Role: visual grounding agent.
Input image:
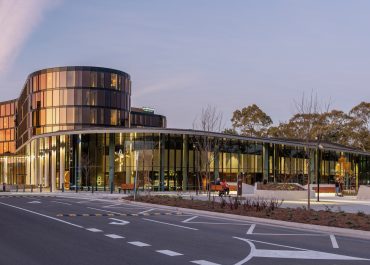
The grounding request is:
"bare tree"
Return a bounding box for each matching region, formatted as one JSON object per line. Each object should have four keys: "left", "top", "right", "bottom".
{"left": 193, "top": 105, "right": 224, "bottom": 201}
{"left": 294, "top": 91, "right": 330, "bottom": 209}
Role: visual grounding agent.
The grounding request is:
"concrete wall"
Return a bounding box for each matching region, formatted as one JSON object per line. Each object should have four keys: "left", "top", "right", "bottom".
{"left": 357, "top": 185, "right": 370, "bottom": 200}
{"left": 254, "top": 188, "right": 315, "bottom": 200}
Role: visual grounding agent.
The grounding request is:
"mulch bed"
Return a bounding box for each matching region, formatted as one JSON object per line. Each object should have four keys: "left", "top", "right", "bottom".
{"left": 257, "top": 183, "right": 305, "bottom": 191}
{"left": 127, "top": 195, "right": 370, "bottom": 231}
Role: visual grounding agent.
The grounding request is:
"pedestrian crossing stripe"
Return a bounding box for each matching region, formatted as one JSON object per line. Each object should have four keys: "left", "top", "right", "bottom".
{"left": 56, "top": 212, "right": 184, "bottom": 217}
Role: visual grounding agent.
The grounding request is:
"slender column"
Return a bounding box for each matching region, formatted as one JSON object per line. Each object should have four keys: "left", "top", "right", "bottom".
{"left": 44, "top": 138, "right": 49, "bottom": 188}
{"left": 263, "top": 143, "right": 269, "bottom": 182}
{"left": 109, "top": 133, "right": 115, "bottom": 193}
{"left": 51, "top": 137, "right": 56, "bottom": 192}
{"left": 182, "top": 135, "right": 188, "bottom": 191}
{"left": 159, "top": 134, "right": 165, "bottom": 191}
{"left": 59, "top": 136, "right": 65, "bottom": 189}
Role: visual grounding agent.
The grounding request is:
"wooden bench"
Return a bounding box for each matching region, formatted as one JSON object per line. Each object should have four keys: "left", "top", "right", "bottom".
{"left": 120, "top": 183, "right": 135, "bottom": 193}
{"left": 210, "top": 184, "right": 237, "bottom": 192}
{"left": 312, "top": 187, "right": 336, "bottom": 193}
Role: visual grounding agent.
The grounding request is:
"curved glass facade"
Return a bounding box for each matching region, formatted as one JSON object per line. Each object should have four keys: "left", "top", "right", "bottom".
{"left": 5, "top": 129, "right": 370, "bottom": 192}
{"left": 16, "top": 67, "right": 132, "bottom": 148}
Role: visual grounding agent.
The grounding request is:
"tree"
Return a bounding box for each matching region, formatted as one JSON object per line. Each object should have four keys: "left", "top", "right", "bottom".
{"left": 231, "top": 104, "right": 273, "bottom": 137}
{"left": 293, "top": 92, "right": 330, "bottom": 210}
{"left": 222, "top": 128, "right": 238, "bottom": 135}
{"left": 349, "top": 102, "right": 370, "bottom": 151}
{"left": 193, "top": 105, "right": 224, "bottom": 200}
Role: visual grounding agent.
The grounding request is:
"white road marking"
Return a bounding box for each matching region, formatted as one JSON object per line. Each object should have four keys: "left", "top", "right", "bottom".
{"left": 102, "top": 203, "right": 122, "bottom": 208}
{"left": 182, "top": 216, "right": 198, "bottom": 223}
{"left": 51, "top": 201, "right": 72, "bottom": 205}
{"left": 251, "top": 233, "right": 326, "bottom": 236}
{"left": 27, "top": 201, "right": 41, "bottom": 204}
{"left": 246, "top": 224, "right": 256, "bottom": 234}
{"left": 142, "top": 218, "right": 198, "bottom": 231}
{"left": 137, "top": 208, "right": 156, "bottom": 214}
{"left": 330, "top": 234, "right": 339, "bottom": 248}
{"left": 191, "top": 260, "right": 221, "bottom": 265}
{"left": 128, "top": 241, "right": 151, "bottom": 247}
{"left": 0, "top": 201, "right": 83, "bottom": 228}
{"left": 87, "top": 207, "right": 122, "bottom": 215}
{"left": 86, "top": 228, "right": 103, "bottom": 232}
{"left": 233, "top": 237, "right": 368, "bottom": 264}
{"left": 105, "top": 234, "right": 124, "bottom": 239}
{"left": 156, "top": 250, "right": 183, "bottom": 256}
{"left": 188, "top": 222, "right": 251, "bottom": 225}
{"left": 108, "top": 218, "right": 129, "bottom": 226}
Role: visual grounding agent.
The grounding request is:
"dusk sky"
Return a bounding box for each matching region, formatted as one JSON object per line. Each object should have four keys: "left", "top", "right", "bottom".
{"left": 0, "top": 0, "right": 369, "bottom": 129}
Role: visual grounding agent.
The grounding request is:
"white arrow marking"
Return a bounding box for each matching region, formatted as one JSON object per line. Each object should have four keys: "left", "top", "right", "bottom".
{"left": 330, "top": 234, "right": 339, "bottom": 248}
{"left": 27, "top": 201, "right": 41, "bottom": 204}
{"left": 182, "top": 216, "right": 198, "bottom": 223}
{"left": 233, "top": 237, "right": 369, "bottom": 264}
{"left": 109, "top": 218, "right": 129, "bottom": 226}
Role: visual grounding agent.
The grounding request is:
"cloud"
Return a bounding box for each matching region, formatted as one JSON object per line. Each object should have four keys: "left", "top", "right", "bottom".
{"left": 0, "top": 0, "right": 58, "bottom": 74}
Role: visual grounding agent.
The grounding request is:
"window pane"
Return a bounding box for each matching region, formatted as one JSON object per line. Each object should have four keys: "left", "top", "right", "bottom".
{"left": 90, "top": 71, "right": 97, "bottom": 87}
{"left": 53, "top": 90, "right": 59, "bottom": 106}
{"left": 67, "top": 89, "right": 74, "bottom": 105}
{"left": 60, "top": 107, "right": 66, "bottom": 124}
{"left": 111, "top": 73, "right": 117, "bottom": 89}
{"left": 40, "top": 73, "right": 46, "bottom": 90}
{"left": 66, "top": 71, "right": 75, "bottom": 87}
{"left": 82, "top": 71, "right": 90, "bottom": 87}
{"left": 59, "top": 71, "right": 66, "bottom": 87}
{"left": 47, "top": 73, "right": 53, "bottom": 88}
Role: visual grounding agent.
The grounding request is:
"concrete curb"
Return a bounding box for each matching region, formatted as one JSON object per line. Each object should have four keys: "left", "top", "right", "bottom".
{"left": 123, "top": 199, "right": 370, "bottom": 240}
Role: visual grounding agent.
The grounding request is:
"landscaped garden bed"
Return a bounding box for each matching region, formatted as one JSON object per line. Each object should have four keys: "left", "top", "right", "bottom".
{"left": 126, "top": 195, "right": 370, "bottom": 231}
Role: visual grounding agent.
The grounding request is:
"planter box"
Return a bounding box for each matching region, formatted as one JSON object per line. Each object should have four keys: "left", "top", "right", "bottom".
{"left": 357, "top": 185, "right": 370, "bottom": 200}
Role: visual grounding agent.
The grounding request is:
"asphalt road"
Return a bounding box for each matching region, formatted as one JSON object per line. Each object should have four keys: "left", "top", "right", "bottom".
{"left": 0, "top": 194, "right": 369, "bottom": 265}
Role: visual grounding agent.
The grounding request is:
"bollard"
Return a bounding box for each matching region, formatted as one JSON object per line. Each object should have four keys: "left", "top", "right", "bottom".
{"left": 23, "top": 184, "right": 26, "bottom": 192}
{"left": 31, "top": 185, "right": 33, "bottom": 193}
{"left": 92, "top": 185, "right": 94, "bottom": 193}
{"left": 39, "top": 185, "right": 42, "bottom": 193}
{"left": 16, "top": 185, "right": 18, "bottom": 192}
{"left": 118, "top": 188, "right": 121, "bottom": 194}
{"left": 62, "top": 183, "right": 64, "bottom": 192}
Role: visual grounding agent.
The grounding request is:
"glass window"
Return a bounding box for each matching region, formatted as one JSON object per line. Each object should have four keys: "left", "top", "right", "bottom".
{"left": 46, "top": 109, "right": 53, "bottom": 125}
{"left": 76, "top": 70, "right": 82, "bottom": 87}
{"left": 3, "top": 117, "right": 8, "bottom": 128}
{"left": 33, "top": 75, "right": 39, "bottom": 91}
{"left": 66, "top": 107, "right": 75, "bottom": 123}
{"left": 5, "top": 104, "right": 10, "bottom": 115}
{"left": 82, "top": 71, "right": 90, "bottom": 87}
{"left": 66, "top": 71, "right": 76, "bottom": 87}
{"left": 0, "top": 130, "right": 4, "bottom": 141}
{"left": 60, "top": 107, "right": 66, "bottom": 124}
{"left": 40, "top": 109, "right": 46, "bottom": 125}
{"left": 111, "top": 74, "right": 117, "bottom": 89}
{"left": 46, "top": 90, "right": 53, "bottom": 107}
{"left": 75, "top": 89, "right": 82, "bottom": 105}
{"left": 110, "top": 109, "right": 117, "bottom": 125}
{"left": 53, "top": 90, "right": 59, "bottom": 106}
{"left": 53, "top": 71, "right": 59, "bottom": 88}
{"left": 90, "top": 71, "right": 97, "bottom": 87}
{"left": 74, "top": 107, "right": 81, "bottom": 123}
{"left": 47, "top": 73, "right": 53, "bottom": 88}
{"left": 0, "top": 105, "right": 4, "bottom": 116}
{"left": 59, "top": 71, "right": 67, "bottom": 87}
{"left": 67, "top": 89, "right": 74, "bottom": 105}
{"left": 98, "top": 72, "right": 104, "bottom": 88}
{"left": 82, "top": 107, "right": 90, "bottom": 123}
{"left": 40, "top": 73, "right": 46, "bottom": 90}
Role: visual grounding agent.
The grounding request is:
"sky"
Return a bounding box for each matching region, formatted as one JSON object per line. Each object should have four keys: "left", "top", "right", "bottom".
{"left": 0, "top": 0, "right": 369, "bottom": 129}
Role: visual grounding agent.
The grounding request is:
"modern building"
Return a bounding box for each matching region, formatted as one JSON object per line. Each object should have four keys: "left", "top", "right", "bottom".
{"left": 1, "top": 66, "right": 369, "bottom": 192}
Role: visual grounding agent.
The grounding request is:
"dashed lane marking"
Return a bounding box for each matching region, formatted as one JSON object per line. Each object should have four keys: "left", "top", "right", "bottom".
{"left": 86, "top": 228, "right": 103, "bottom": 232}
{"left": 191, "top": 260, "right": 221, "bottom": 265}
{"left": 105, "top": 234, "right": 124, "bottom": 239}
{"left": 128, "top": 241, "right": 151, "bottom": 247}
{"left": 246, "top": 224, "right": 255, "bottom": 234}
{"left": 330, "top": 234, "right": 339, "bottom": 248}
{"left": 156, "top": 250, "right": 183, "bottom": 256}
{"left": 56, "top": 212, "right": 184, "bottom": 217}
